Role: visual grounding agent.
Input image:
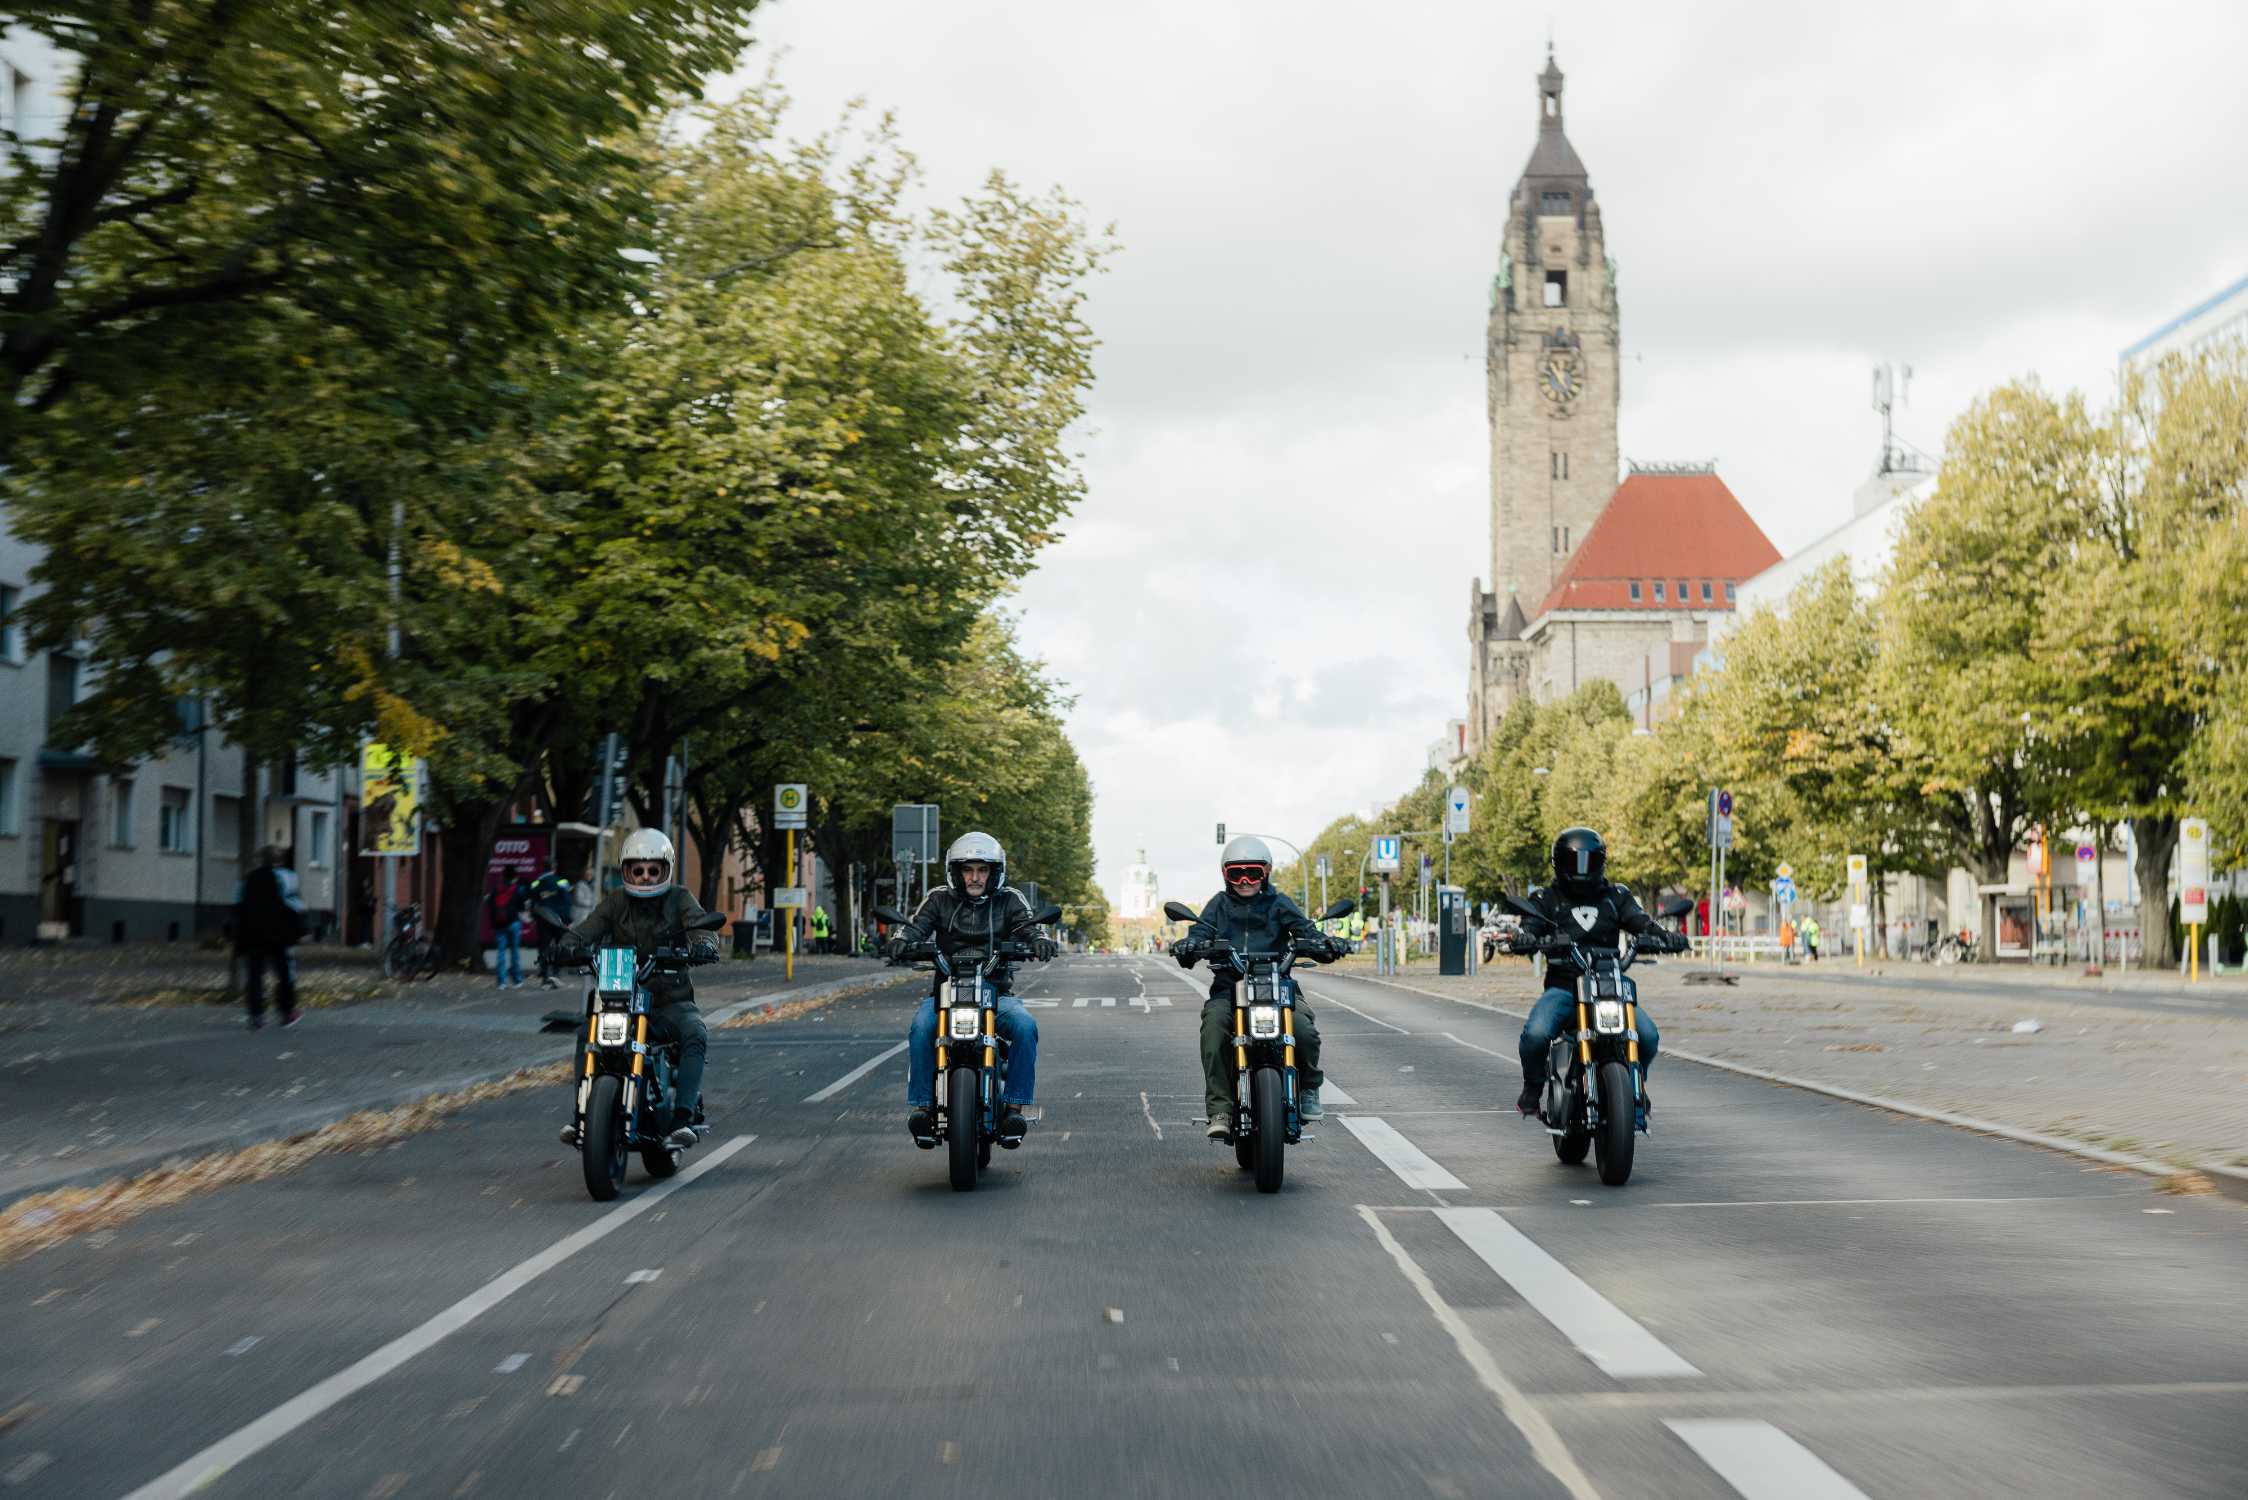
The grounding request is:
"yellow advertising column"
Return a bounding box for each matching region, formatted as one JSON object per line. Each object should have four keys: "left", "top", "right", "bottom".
{"left": 785, "top": 827, "right": 796, "bottom": 982}
{"left": 2180, "top": 817, "right": 2209, "bottom": 982}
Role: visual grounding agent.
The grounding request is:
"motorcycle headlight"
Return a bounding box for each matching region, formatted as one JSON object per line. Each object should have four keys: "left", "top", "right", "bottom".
{"left": 1592, "top": 1000, "right": 1626, "bottom": 1035}
{"left": 948, "top": 1007, "right": 981, "bottom": 1041}
{"left": 596, "top": 1012, "right": 631, "bottom": 1047}
{"left": 1248, "top": 1005, "right": 1283, "bottom": 1040}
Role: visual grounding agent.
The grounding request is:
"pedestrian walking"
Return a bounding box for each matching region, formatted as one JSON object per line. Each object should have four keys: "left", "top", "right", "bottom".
{"left": 1802, "top": 915, "right": 1822, "bottom": 962}
{"left": 1779, "top": 917, "right": 1797, "bottom": 963}
{"left": 811, "top": 904, "right": 831, "bottom": 955}
{"left": 488, "top": 873, "right": 530, "bottom": 988}
{"left": 236, "top": 846, "right": 306, "bottom": 1029}
{"left": 528, "top": 865, "right": 575, "bottom": 988}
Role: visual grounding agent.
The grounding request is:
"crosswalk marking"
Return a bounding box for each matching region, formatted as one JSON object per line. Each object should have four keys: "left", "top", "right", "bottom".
{"left": 1665, "top": 1420, "right": 1869, "bottom": 1500}
{"left": 1339, "top": 1116, "right": 1468, "bottom": 1192}
{"left": 1320, "top": 1080, "right": 1358, "bottom": 1106}
{"left": 1073, "top": 997, "right": 1089, "bottom": 1007}
{"left": 1101, "top": 996, "right": 1116, "bottom": 1007}
{"left": 1434, "top": 1207, "right": 1700, "bottom": 1378}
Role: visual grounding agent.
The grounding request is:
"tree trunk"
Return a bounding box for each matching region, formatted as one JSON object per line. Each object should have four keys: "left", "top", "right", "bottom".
{"left": 2134, "top": 814, "right": 2179, "bottom": 969}
{"left": 432, "top": 797, "right": 508, "bottom": 974}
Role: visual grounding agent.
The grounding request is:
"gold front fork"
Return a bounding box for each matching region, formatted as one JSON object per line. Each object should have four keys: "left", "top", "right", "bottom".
{"left": 1576, "top": 1000, "right": 1592, "bottom": 1066}
{"left": 1625, "top": 1002, "right": 1640, "bottom": 1065}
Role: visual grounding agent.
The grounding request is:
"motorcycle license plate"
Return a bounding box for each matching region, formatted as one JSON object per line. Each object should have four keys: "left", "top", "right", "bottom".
{"left": 948, "top": 1006, "right": 981, "bottom": 1041}
{"left": 596, "top": 1011, "right": 631, "bottom": 1046}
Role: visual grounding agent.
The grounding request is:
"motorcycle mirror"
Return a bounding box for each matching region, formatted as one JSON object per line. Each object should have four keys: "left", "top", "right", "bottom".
{"left": 686, "top": 910, "right": 730, "bottom": 932}
{"left": 872, "top": 906, "right": 907, "bottom": 925}
{"left": 1030, "top": 904, "right": 1064, "bottom": 927}
{"left": 1161, "top": 901, "right": 1199, "bottom": 923}
{"left": 1657, "top": 895, "right": 1695, "bottom": 921}
{"left": 1322, "top": 898, "right": 1356, "bottom": 921}
{"left": 1499, "top": 892, "right": 1542, "bottom": 921}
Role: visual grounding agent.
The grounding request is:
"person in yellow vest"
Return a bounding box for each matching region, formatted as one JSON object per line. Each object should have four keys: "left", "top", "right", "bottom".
{"left": 810, "top": 904, "right": 832, "bottom": 955}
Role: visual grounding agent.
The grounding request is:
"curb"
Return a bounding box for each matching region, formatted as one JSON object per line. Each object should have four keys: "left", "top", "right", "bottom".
{"left": 0, "top": 971, "right": 911, "bottom": 1213}
{"left": 1343, "top": 972, "right": 2248, "bottom": 1204}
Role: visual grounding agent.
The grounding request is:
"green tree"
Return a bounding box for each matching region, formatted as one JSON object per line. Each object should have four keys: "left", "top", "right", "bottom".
{"left": 0, "top": 1, "right": 760, "bottom": 459}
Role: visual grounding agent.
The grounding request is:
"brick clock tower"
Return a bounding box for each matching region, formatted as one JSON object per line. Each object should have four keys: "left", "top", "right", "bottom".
{"left": 1467, "top": 48, "right": 1621, "bottom": 749}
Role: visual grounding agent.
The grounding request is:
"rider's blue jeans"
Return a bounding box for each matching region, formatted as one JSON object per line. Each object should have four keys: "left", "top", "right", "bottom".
{"left": 1519, "top": 986, "right": 1659, "bottom": 1087}
{"left": 907, "top": 994, "right": 1039, "bottom": 1107}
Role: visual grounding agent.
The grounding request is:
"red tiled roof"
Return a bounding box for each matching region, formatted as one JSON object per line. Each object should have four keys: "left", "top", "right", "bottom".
{"left": 1533, "top": 471, "right": 1780, "bottom": 619}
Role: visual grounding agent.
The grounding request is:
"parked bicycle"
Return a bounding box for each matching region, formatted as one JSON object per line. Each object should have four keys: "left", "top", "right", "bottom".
{"left": 382, "top": 903, "right": 442, "bottom": 980}
{"left": 1930, "top": 928, "right": 1978, "bottom": 965}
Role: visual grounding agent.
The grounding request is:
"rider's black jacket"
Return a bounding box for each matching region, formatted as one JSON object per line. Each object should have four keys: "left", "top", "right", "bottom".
{"left": 892, "top": 886, "right": 1040, "bottom": 993}
{"left": 1178, "top": 886, "right": 1332, "bottom": 999}
{"left": 1514, "top": 881, "right": 1671, "bottom": 984}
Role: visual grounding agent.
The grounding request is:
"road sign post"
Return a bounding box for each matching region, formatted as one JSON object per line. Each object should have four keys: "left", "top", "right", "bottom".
{"left": 775, "top": 785, "right": 809, "bottom": 979}
{"left": 2180, "top": 818, "right": 2210, "bottom": 981}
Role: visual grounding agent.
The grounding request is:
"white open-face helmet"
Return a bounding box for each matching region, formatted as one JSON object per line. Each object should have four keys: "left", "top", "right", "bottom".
{"left": 1220, "top": 835, "right": 1273, "bottom": 891}
{"left": 945, "top": 831, "right": 1007, "bottom": 899}
{"left": 619, "top": 827, "right": 676, "bottom": 899}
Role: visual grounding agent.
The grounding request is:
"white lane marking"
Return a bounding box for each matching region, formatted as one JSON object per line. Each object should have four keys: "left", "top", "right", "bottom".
{"left": 118, "top": 1136, "right": 755, "bottom": 1500}
{"left": 1100, "top": 997, "right": 1116, "bottom": 1008}
{"left": 1443, "top": 1030, "right": 1509, "bottom": 1059}
{"left": 803, "top": 1041, "right": 908, "bottom": 1103}
{"left": 494, "top": 1354, "right": 529, "bottom": 1375}
{"left": 1072, "top": 997, "right": 1090, "bottom": 1008}
{"left": 222, "top": 1337, "right": 259, "bottom": 1358}
{"left": 1138, "top": 1090, "right": 1163, "bottom": 1141}
{"left": 1339, "top": 1116, "right": 1467, "bottom": 1193}
{"left": 1357, "top": 1207, "right": 1601, "bottom": 1500}
{"left": 1652, "top": 1195, "right": 2127, "bottom": 1209}
{"left": 1665, "top": 1419, "right": 1869, "bottom": 1500}
{"left": 1306, "top": 990, "right": 1410, "bottom": 1034}
{"left": 1021, "top": 998, "right": 1058, "bottom": 1008}
{"left": 1433, "top": 1207, "right": 1699, "bottom": 1379}
{"left": 1321, "top": 1081, "right": 1358, "bottom": 1106}
{"left": 623, "top": 1268, "right": 661, "bottom": 1284}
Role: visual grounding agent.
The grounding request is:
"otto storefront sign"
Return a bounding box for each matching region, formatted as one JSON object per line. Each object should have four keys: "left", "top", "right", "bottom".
{"left": 481, "top": 831, "right": 552, "bottom": 942}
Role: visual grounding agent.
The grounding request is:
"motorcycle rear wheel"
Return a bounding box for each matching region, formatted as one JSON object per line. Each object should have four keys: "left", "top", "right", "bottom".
{"left": 947, "top": 1064, "right": 981, "bottom": 1192}
{"left": 581, "top": 1074, "right": 629, "bottom": 1201}
{"left": 1251, "top": 1067, "right": 1286, "bottom": 1194}
{"left": 1592, "top": 1061, "right": 1636, "bottom": 1187}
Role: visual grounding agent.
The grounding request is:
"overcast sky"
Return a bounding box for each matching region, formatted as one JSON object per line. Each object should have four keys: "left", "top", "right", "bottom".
{"left": 732, "top": 0, "right": 2248, "bottom": 913}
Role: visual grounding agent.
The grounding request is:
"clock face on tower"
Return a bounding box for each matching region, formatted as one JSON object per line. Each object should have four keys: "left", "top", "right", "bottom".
{"left": 1539, "top": 348, "right": 1584, "bottom": 405}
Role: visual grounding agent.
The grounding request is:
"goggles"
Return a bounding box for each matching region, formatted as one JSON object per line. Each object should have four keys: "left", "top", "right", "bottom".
{"left": 1223, "top": 864, "right": 1269, "bottom": 884}
{"left": 623, "top": 860, "right": 668, "bottom": 882}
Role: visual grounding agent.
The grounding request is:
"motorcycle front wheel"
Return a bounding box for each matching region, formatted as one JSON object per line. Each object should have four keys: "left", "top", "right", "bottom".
{"left": 581, "top": 1074, "right": 629, "bottom": 1201}
{"left": 1251, "top": 1067, "right": 1285, "bottom": 1194}
{"left": 1592, "top": 1060, "right": 1636, "bottom": 1187}
{"left": 947, "top": 1064, "right": 981, "bottom": 1192}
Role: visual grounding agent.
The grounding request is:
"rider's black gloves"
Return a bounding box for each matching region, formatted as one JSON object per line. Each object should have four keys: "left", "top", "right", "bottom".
{"left": 1034, "top": 938, "right": 1060, "bottom": 962}
{"left": 688, "top": 937, "right": 720, "bottom": 964}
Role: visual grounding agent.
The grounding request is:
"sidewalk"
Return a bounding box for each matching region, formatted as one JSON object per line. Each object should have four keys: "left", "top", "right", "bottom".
{"left": 1342, "top": 956, "right": 2248, "bottom": 1178}
{"left": 0, "top": 946, "right": 902, "bottom": 1207}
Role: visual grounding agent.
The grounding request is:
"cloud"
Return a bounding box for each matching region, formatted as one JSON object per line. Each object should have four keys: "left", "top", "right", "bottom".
{"left": 738, "top": 0, "right": 2248, "bottom": 905}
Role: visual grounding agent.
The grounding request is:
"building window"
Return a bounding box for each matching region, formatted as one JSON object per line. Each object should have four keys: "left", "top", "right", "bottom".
{"left": 1653, "top": 580, "right": 1665, "bottom": 602}
{"left": 1551, "top": 450, "right": 1569, "bottom": 480}
{"left": 1562, "top": 526, "right": 1570, "bottom": 551}
{"left": 1725, "top": 580, "right": 1737, "bottom": 603}
{"left": 160, "top": 787, "right": 193, "bottom": 853}
{"left": 111, "top": 779, "right": 135, "bottom": 848}
{"left": 0, "top": 584, "right": 22, "bottom": 664}
{"left": 212, "top": 794, "right": 243, "bottom": 862}
{"left": 309, "top": 809, "right": 331, "bottom": 868}
{"left": 1629, "top": 580, "right": 1642, "bottom": 602}
{"left": 1540, "top": 190, "right": 1571, "bottom": 215}
{"left": 0, "top": 758, "right": 17, "bottom": 837}
{"left": 46, "top": 651, "right": 79, "bottom": 735}
{"left": 1676, "top": 578, "right": 1688, "bottom": 599}
{"left": 1543, "top": 270, "right": 1567, "bottom": 308}
{"left": 1700, "top": 580, "right": 1713, "bottom": 603}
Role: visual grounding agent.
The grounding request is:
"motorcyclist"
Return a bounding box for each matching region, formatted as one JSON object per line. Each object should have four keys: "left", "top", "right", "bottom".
{"left": 889, "top": 832, "right": 1052, "bottom": 1148}
{"left": 1177, "top": 836, "right": 1344, "bottom": 1139}
{"left": 1510, "top": 827, "right": 1686, "bottom": 1117}
{"left": 555, "top": 828, "right": 717, "bottom": 1150}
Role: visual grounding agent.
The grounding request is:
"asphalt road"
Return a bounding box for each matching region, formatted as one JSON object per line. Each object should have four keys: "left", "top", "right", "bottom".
{"left": 3, "top": 955, "right": 2241, "bottom": 1499}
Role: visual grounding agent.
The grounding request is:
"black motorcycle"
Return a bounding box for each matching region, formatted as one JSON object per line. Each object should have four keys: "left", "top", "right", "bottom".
{"left": 878, "top": 902, "right": 1062, "bottom": 1192}
{"left": 1502, "top": 894, "right": 1686, "bottom": 1188}
{"left": 1165, "top": 897, "right": 1355, "bottom": 1194}
{"left": 567, "top": 910, "right": 728, "bottom": 1201}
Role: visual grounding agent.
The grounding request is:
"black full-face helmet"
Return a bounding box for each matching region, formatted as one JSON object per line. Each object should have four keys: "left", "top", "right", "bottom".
{"left": 1551, "top": 827, "right": 1607, "bottom": 896}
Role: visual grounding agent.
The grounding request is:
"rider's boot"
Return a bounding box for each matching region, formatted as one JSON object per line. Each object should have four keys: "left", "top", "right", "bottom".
{"left": 907, "top": 1108, "right": 938, "bottom": 1148}
{"left": 1298, "top": 1086, "right": 1324, "bottom": 1120}
{"left": 1205, "top": 1119, "right": 1229, "bottom": 1141}
{"left": 1516, "top": 1080, "right": 1542, "bottom": 1116}
{"left": 558, "top": 1122, "right": 580, "bottom": 1147}
{"left": 997, "top": 1107, "right": 1028, "bottom": 1147}
{"left": 664, "top": 1108, "right": 698, "bottom": 1149}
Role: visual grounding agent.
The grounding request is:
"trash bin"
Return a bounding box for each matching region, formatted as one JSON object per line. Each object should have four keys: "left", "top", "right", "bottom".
{"left": 731, "top": 919, "right": 758, "bottom": 960}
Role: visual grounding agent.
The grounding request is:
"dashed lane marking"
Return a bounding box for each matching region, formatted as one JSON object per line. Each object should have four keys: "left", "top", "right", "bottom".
{"left": 1321, "top": 1081, "right": 1358, "bottom": 1106}
{"left": 1665, "top": 1419, "right": 1870, "bottom": 1500}
{"left": 1337, "top": 1116, "right": 1468, "bottom": 1193}
{"left": 1433, "top": 1206, "right": 1700, "bottom": 1379}
{"left": 803, "top": 1042, "right": 908, "bottom": 1103}
{"left": 115, "top": 1136, "right": 755, "bottom": 1500}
